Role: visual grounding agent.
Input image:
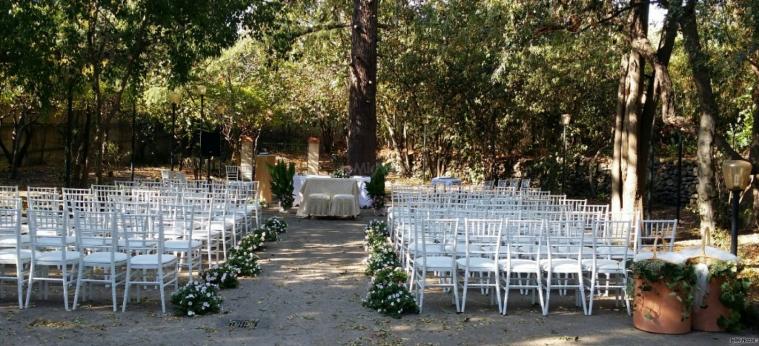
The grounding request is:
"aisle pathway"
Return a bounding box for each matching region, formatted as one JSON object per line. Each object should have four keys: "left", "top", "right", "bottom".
{"left": 0, "top": 211, "right": 750, "bottom": 345}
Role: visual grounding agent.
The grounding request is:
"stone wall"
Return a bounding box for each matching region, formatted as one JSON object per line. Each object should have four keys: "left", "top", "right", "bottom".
{"left": 650, "top": 160, "right": 698, "bottom": 206}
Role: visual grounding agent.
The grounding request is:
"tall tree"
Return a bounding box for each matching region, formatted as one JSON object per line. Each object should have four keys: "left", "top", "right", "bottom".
{"left": 347, "top": 0, "right": 379, "bottom": 175}
{"left": 680, "top": 0, "right": 720, "bottom": 236}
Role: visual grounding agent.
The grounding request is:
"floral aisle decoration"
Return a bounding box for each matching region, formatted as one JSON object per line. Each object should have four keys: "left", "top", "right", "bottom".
{"left": 364, "top": 220, "right": 389, "bottom": 252}
{"left": 201, "top": 264, "right": 240, "bottom": 289}
{"left": 227, "top": 247, "right": 262, "bottom": 277}
{"left": 171, "top": 281, "right": 223, "bottom": 317}
{"left": 264, "top": 216, "right": 288, "bottom": 235}
{"left": 254, "top": 227, "right": 278, "bottom": 242}
{"left": 362, "top": 267, "right": 419, "bottom": 318}
{"left": 365, "top": 242, "right": 400, "bottom": 276}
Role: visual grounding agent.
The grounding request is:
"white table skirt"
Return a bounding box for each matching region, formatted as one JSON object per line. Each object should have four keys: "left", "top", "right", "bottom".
{"left": 293, "top": 175, "right": 371, "bottom": 208}
{"left": 296, "top": 178, "right": 360, "bottom": 218}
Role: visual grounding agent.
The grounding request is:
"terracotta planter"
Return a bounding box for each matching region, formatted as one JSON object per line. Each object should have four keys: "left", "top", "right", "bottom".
{"left": 633, "top": 278, "right": 692, "bottom": 334}
{"left": 692, "top": 278, "right": 730, "bottom": 332}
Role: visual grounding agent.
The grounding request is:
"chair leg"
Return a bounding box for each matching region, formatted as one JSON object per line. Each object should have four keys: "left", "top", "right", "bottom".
{"left": 16, "top": 264, "right": 24, "bottom": 309}
{"left": 62, "top": 264, "right": 70, "bottom": 311}
{"left": 452, "top": 269, "right": 460, "bottom": 312}
{"left": 588, "top": 271, "right": 597, "bottom": 316}
{"left": 24, "top": 261, "right": 34, "bottom": 309}
{"left": 461, "top": 269, "right": 469, "bottom": 313}
{"left": 73, "top": 262, "right": 84, "bottom": 310}
{"left": 122, "top": 269, "right": 131, "bottom": 312}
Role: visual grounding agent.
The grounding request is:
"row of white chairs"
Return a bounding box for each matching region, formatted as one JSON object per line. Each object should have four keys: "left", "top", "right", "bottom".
{"left": 388, "top": 186, "right": 677, "bottom": 316}
{"left": 0, "top": 182, "right": 260, "bottom": 313}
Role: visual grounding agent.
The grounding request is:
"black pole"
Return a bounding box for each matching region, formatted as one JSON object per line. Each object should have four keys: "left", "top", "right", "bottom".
{"left": 64, "top": 81, "right": 74, "bottom": 187}
{"left": 170, "top": 102, "right": 177, "bottom": 171}
{"left": 675, "top": 131, "right": 683, "bottom": 221}
{"left": 562, "top": 124, "right": 567, "bottom": 194}
{"left": 731, "top": 189, "right": 740, "bottom": 255}
{"left": 131, "top": 98, "right": 136, "bottom": 181}
{"left": 647, "top": 138, "right": 655, "bottom": 218}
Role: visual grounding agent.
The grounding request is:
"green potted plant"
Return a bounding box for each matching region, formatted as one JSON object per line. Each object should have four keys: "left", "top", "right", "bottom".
{"left": 631, "top": 242, "right": 696, "bottom": 335}
{"left": 681, "top": 235, "right": 753, "bottom": 332}
{"left": 267, "top": 159, "right": 295, "bottom": 213}
{"left": 365, "top": 163, "right": 390, "bottom": 215}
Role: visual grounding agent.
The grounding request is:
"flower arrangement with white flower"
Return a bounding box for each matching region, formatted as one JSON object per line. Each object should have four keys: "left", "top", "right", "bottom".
{"left": 264, "top": 216, "right": 288, "bottom": 235}
{"left": 227, "top": 247, "right": 262, "bottom": 277}
{"left": 365, "top": 242, "right": 399, "bottom": 276}
{"left": 364, "top": 220, "right": 389, "bottom": 252}
{"left": 171, "top": 281, "right": 223, "bottom": 317}
{"left": 362, "top": 267, "right": 418, "bottom": 318}
{"left": 238, "top": 231, "right": 266, "bottom": 252}
{"left": 254, "top": 227, "right": 278, "bottom": 242}
{"left": 201, "top": 264, "right": 240, "bottom": 289}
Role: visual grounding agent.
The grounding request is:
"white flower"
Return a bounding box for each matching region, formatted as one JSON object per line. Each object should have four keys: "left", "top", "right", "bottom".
{"left": 188, "top": 310, "right": 195, "bottom": 316}
{"left": 188, "top": 301, "right": 193, "bottom": 306}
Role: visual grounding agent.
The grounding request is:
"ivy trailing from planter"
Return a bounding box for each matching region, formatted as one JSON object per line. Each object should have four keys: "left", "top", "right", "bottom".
{"left": 706, "top": 260, "right": 758, "bottom": 331}
{"left": 631, "top": 259, "right": 697, "bottom": 321}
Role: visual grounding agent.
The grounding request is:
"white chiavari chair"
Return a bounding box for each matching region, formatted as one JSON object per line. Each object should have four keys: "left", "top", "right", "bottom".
{"left": 540, "top": 220, "right": 587, "bottom": 315}
{"left": 456, "top": 218, "right": 503, "bottom": 313}
{"left": 637, "top": 219, "right": 678, "bottom": 253}
{"left": 410, "top": 218, "right": 459, "bottom": 312}
{"left": 0, "top": 198, "right": 29, "bottom": 309}
{"left": 584, "top": 220, "right": 632, "bottom": 315}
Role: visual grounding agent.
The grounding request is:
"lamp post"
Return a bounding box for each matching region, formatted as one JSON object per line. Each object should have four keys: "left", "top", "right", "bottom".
{"left": 561, "top": 113, "right": 571, "bottom": 194}
{"left": 196, "top": 85, "right": 208, "bottom": 183}
{"left": 168, "top": 91, "right": 182, "bottom": 171}
{"left": 722, "top": 160, "right": 752, "bottom": 255}
{"left": 131, "top": 97, "right": 136, "bottom": 181}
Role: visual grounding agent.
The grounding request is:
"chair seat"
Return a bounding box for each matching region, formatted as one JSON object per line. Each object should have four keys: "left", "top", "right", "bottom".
{"left": 582, "top": 258, "right": 625, "bottom": 272}
{"left": 83, "top": 252, "right": 128, "bottom": 264}
{"left": 164, "top": 239, "right": 203, "bottom": 250}
{"left": 456, "top": 257, "right": 498, "bottom": 270}
{"left": 540, "top": 259, "right": 581, "bottom": 273}
{"left": 414, "top": 256, "right": 455, "bottom": 270}
{"left": 35, "top": 250, "right": 81, "bottom": 264}
{"left": 36, "top": 236, "right": 75, "bottom": 246}
{"left": 407, "top": 242, "right": 445, "bottom": 254}
{"left": 0, "top": 249, "right": 32, "bottom": 263}
{"left": 129, "top": 254, "right": 177, "bottom": 267}
{"left": 332, "top": 194, "right": 354, "bottom": 200}
{"left": 0, "top": 235, "right": 30, "bottom": 247}
{"left": 499, "top": 258, "right": 540, "bottom": 273}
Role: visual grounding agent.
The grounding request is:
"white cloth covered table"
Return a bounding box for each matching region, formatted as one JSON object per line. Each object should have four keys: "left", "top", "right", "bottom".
{"left": 296, "top": 178, "right": 360, "bottom": 218}
{"left": 431, "top": 176, "right": 462, "bottom": 187}
{"left": 293, "top": 175, "right": 371, "bottom": 208}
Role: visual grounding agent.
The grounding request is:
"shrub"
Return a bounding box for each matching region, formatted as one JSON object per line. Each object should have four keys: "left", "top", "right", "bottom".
{"left": 267, "top": 160, "right": 295, "bottom": 210}
{"left": 171, "top": 281, "right": 223, "bottom": 317}
{"left": 254, "top": 227, "right": 278, "bottom": 242}
{"left": 201, "top": 264, "right": 240, "bottom": 289}
{"left": 362, "top": 267, "right": 418, "bottom": 318}
{"left": 366, "top": 164, "right": 390, "bottom": 210}
{"left": 238, "top": 232, "right": 266, "bottom": 252}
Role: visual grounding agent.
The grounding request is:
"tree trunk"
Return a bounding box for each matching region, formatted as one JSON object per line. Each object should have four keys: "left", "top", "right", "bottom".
{"left": 680, "top": 0, "right": 719, "bottom": 237}
{"left": 347, "top": 0, "right": 379, "bottom": 176}
{"left": 748, "top": 61, "right": 759, "bottom": 228}
{"left": 612, "top": 1, "right": 648, "bottom": 219}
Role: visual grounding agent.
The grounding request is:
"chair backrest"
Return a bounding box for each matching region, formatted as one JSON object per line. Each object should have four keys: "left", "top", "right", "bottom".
{"left": 159, "top": 200, "right": 195, "bottom": 240}
{"left": 637, "top": 219, "right": 677, "bottom": 253}
{"left": 27, "top": 187, "right": 59, "bottom": 201}
{"left": 463, "top": 218, "right": 503, "bottom": 261}
{"left": 591, "top": 220, "right": 632, "bottom": 261}
{"left": 0, "top": 198, "right": 22, "bottom": 250}
{"left": 545, "top": 220, "right": 585, "bottom": 261}
{"left": 226, "top": 165, "right": 240, "bottom": 181}
{"left": 74, "top": 208, "right": 118, "bottom": 255}
{"left": 0, "top": 186, "right": 19, "bottom": 199}
{"left": 28, "top": 197, "right": 69, "bottom": 249}
{"left": 503, "top": 219, "right": 544, "bottom": 261}
{"left": 119, "top": 212, "right": 165, "bottom": 256}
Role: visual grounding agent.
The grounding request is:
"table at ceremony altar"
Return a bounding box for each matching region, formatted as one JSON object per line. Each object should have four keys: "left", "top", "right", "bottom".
{"left": 293, "top": 175, "right": 372, "bottom": 208}
{"left": 296, "top": 177, "right": 361, "bottom": 218}
{"left": 431, "top": 176, "right": 462, "bottom": 187}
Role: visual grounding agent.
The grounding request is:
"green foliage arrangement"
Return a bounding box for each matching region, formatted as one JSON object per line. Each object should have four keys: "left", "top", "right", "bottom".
{"left": 364, "top": 220, "right": 389, "bottom": 252}
{"left": 631, "top": 259, "right": 697, "bottom": 321}
{"left": 226, "top": 248, "right": 262, "bottom": 277}
{"left": 366, "top": 164, "right": 390, "bottom": 210}
{"left": 362, "top": 267, "right": 419, "bottom": 318}
{"left": 267, "top": 160, "right": 295, "bottom": 210}
{"left": 703, "top": 260, "right": 758, "bottom": 331}
{"left": 171, "top": 281, "right": 223, "bottom": 317}
{"left": 201, "top": 264, "right": 240, "bottom": 289}
{"left": 330, "top": 167, "right": 351, "bottom": 178}
{"left": 254, "top": 227, "right": 278, "bottom": 242}
{"left": 365, "top": 242, "right": 400, "bottom": 276}
{"left": 264, "top": 216, "right": 288, "bottom": 234}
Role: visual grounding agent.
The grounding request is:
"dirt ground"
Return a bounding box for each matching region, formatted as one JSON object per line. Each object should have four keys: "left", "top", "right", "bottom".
{"left": 1, "top": 210, "right": 756, "bottom": 346}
